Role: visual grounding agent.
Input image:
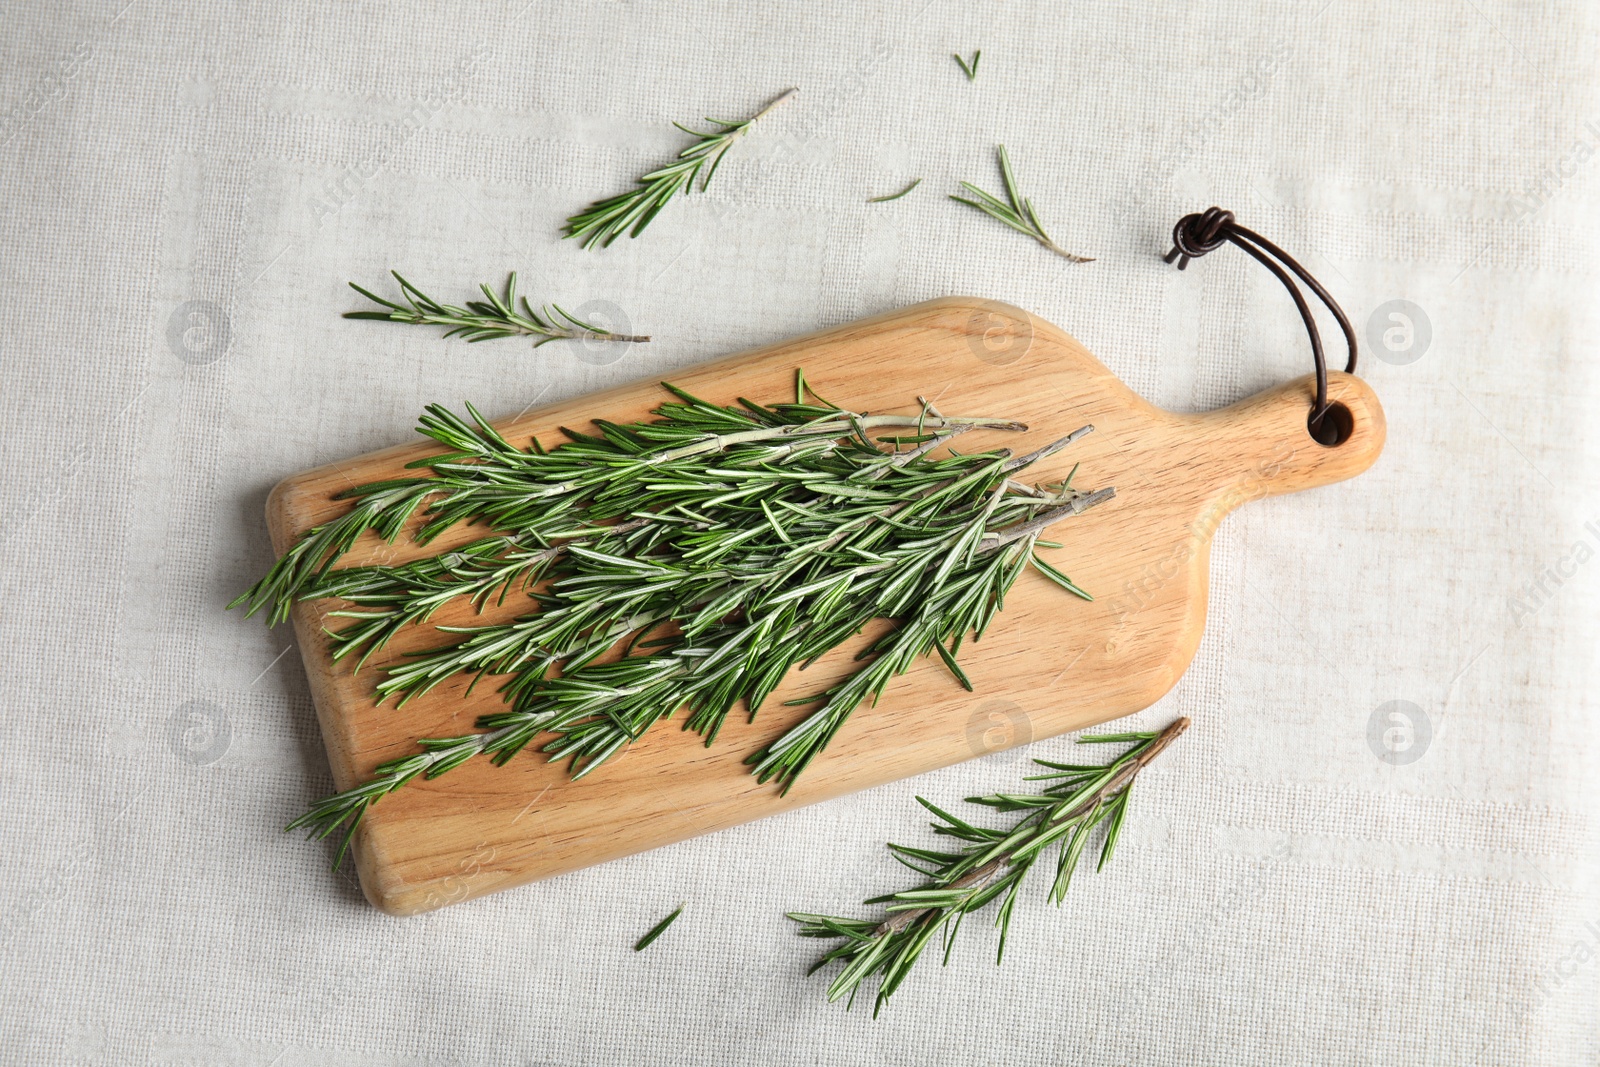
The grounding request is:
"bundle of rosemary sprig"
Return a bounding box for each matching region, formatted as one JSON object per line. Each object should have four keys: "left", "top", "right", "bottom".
{"left": 233, "top": 374, "right": 1111, "bottom": 862}
{"left": 792, "top": 718, "right": 1187, "bottom": 1014}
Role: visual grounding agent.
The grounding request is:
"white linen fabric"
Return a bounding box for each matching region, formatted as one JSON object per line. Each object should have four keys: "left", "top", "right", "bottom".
{"left": 1, "top": 2, "right": 1596, "bottom": 1064}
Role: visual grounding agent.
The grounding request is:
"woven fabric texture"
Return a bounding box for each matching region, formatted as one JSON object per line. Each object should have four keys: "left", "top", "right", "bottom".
{"left": 1, "top": 1, "right": 1596, "bottom": 1064}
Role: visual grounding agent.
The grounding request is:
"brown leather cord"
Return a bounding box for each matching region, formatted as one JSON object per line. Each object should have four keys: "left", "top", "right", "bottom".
{"left": 1164, "top": 207, "right": 1358, "bottom": 434}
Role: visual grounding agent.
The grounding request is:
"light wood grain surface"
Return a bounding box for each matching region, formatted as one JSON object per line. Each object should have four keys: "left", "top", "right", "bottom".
{"left": 265, "top": 296, "right": 1385, "bottom": 914}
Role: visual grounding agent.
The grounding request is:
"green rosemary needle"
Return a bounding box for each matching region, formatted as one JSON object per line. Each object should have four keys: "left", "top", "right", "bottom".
{"left": 634, "top": 906, "right": 684, "bottom": 951}
{"left": 791, "top": 717, "right": 1188, "bottom": 1015}
{"left": 868, "top": 179, "right": 922, "bottom": 203}
{"left": 246, "top": 374, "right": 1112, "bottom": 865}
{"left": 345, "top": 272, "right": 650, "bottom": 346}
{"left": 564, "top": 87, "right": 797, "bottom": 249}
{"left": 953, "top": 51, "right": 981, "bottom": 81}
{"left": 952, "top": 145, "right": 1093, "bottom": 264}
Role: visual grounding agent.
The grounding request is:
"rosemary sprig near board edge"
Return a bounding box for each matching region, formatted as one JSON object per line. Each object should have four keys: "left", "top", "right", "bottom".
{"left": 952, "top": 145, "right": 1093, "bottom": 263}
{"left": 564, "top": 87, "right": 797, "bottom": 249}
{"left": 346, "top": 272, "right": 650, "bottom": 347}
{"left": 791, "top": 717, "right": 1188, "bottom": 1015}
{"left": 232, "top": 372, "right": 1113, "bottom": 866}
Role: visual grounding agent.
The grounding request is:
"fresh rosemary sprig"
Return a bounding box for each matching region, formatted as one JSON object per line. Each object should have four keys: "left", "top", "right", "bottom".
{"left": 245, "top": 374, "right": 1111, "bottom": 864}
{"left": 952, "top": 145, "right": 1093, "bottom": 263}
{"left": 344, "top": 272, "right": 650, "bottom": 347}
{"left": 791, "top": 717, "right": 1188, "bottom": 1015}
{"left": 563, "top": 87, "right": 797, "bottom": 249}
{"left": 868, "top": 179, "right": 922, "bottom": 203}
{"left": 953, "top": 51, "right": 981, "bottom": 81}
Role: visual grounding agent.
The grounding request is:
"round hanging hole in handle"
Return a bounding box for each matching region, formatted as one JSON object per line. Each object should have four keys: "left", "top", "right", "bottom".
{"left": 1307, "top": 401, "right": 1354, "bottom": 447}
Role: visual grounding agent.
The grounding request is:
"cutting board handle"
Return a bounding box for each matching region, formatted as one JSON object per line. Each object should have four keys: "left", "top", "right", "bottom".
{"left": 1183, "top": 370, "right": 1385, "bottom": 532}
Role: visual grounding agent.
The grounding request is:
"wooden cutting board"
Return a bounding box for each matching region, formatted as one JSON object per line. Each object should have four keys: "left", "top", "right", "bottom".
{"left": 267, "top": 296, "right": 1384, "bottom": 914}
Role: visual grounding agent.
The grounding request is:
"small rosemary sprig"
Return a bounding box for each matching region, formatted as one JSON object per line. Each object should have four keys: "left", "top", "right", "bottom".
{"left": 952, "top": 145, "right": 1093, "bottom": 263}
{"left": 868, "top": 178, "right": 922, "bottom": 203}
{"left": 791, "top": 717, "right": 1188, "bottom": 1015}
{"left": 953, "top": 51, "right": 981, "bottom": 81}
{"left": 564, "top": 87, "right": 797, "bottom": 249}
{"left": 345, "top": 272, "right": 650, "bottom": 346}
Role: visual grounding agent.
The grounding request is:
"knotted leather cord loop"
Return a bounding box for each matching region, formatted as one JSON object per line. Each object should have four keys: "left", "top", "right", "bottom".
{"left": 1164, "top": 207, "right": 1358, "bottom": 436}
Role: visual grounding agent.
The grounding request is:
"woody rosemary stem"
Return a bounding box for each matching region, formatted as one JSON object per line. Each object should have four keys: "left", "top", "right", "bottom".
{"left": 747, "top": 86, "right": 799, "bottom": 123}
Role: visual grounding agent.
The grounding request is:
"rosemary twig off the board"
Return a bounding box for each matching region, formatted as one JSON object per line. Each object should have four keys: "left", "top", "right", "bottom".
{"left": 791, "top": 718, "right": 1188, "bottom": 1015}
{"left": 952, "top": 145, "right": 1093, "bottom": 263}
{"left": 953, "top": 51, "right": 981, "bottom": 81}
{"left": 346, "top": 272, "right": 650, "bottom": 347}
{"left": 234, "top": 373, "right": 1112, "bottom": 865}
{"left": 564, "top": 87, "right": 797, "bottom": 249}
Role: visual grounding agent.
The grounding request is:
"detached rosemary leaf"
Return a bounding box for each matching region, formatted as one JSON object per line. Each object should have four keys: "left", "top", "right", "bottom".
{"left": 868, "top": 179, "right": 922, "bottom": 203}
{"left": 790, "top": 718, "right": 1189, "bottom": 1014}
{"left": 634, "top": 906, "right": 684, "bottom": 951}
{"left": 1029, "top": 552, "right": 1092, "bottom": 600}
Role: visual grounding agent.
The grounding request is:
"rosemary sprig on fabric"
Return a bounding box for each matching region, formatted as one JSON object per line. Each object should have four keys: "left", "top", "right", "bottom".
{"left": 791, "top": 717, "right": 1188, "bottom": 1015}
{"left": 239, "top": 374, "right": 1111, "bottom": 864}
{"left": 953, "top": 51, "right": 981, "bottom": 81}
{"left": 346, "top": 272, "right": 650, "bottom": 346}
{"left": 634, "top": 906, "right": 684, "bottom": 951}
{"left": 952, "top": 145, "right": 1093, "bottom": 263}
{"left": 564, "top": 87, "right": 797, "bottom": 249}
{"left": 868, "top": 179, "right": 922, "bottom": 203}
